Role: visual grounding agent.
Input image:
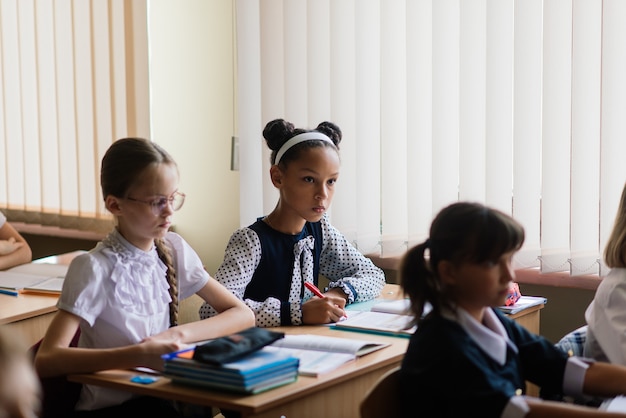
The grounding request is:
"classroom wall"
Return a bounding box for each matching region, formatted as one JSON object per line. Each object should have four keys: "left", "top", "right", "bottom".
{"left": 147, "top": 0, "right": 239, "bottom": 275}
{"left": 519, "top": 283, "right": 594, "bottom": 344}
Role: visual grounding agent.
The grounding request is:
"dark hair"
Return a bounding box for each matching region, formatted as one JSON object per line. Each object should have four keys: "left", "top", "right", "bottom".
{"left": 101, "top": 137, "right": 180, "bottom": 327}
{"left": 400, "top": 202, "right": 525, "bottom": 324}
{"left": 262, "top": 119, "right": 342, "bottom": 166}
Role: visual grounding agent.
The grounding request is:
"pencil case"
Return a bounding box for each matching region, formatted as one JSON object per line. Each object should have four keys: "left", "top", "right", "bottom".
{"left": 192, "top": 327, "right": 285, "bottom": 366}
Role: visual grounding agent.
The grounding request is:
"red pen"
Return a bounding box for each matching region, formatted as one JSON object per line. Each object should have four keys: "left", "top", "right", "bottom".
{"left": 304, "top": 281, "right": 325, "bottom": 298}
{"left": 304, "top": 282, "right": 348, "bottom": 320}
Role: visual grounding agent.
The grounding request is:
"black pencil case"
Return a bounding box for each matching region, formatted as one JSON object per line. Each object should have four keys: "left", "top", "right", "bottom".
{"left": 192, "top": 327, "right": 285, "bottom": 366}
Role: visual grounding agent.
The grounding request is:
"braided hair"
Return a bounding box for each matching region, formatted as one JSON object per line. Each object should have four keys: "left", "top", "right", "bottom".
{"left": 101, "top": 137, "right": 179, "bottom": 327}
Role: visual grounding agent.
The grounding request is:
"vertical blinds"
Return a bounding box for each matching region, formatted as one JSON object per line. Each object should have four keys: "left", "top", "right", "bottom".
{"left": 236, "top": 0, "right": 626, "bottom": 277}
{"left": 0, "top": 0, "right": 150, "bottom": 233}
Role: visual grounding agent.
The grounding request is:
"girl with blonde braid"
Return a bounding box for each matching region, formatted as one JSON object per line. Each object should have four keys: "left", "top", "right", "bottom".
{"left": 35, "top": 138, "right": 254, "bottom": 417}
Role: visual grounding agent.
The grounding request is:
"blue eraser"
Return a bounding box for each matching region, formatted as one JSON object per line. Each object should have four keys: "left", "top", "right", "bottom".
{"left": 130, "top": 375, "right": 159, "bottom": 384}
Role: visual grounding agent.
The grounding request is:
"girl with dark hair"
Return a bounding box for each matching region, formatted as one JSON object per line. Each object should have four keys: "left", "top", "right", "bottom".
{"left": 200, "top": 119, "right": 385, "bottom": 327}
{"left": 34, "top": 138, "right": 254, "bottom": 416}
{"left": 399, "top": 201, "right": 626, "bottom": 417}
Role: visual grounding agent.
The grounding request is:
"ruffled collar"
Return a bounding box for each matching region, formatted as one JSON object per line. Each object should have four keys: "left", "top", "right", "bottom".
{"left": 100, "top": 229, "right": 171, "bottom": 315}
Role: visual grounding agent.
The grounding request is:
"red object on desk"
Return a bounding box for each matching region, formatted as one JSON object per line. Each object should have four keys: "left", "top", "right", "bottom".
{"left": 505, "top": 282, "right": 522, "bottom": 306}
{"left": 304, "top": 281, "right": 325, "bottom": 298}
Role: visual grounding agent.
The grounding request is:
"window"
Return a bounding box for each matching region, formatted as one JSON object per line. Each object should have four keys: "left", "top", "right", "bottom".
{"left": 0, "top": 0, "right": 150, "bottom": 235}
{"left": 236, "top": 0, "right": 626, "bottom": 277}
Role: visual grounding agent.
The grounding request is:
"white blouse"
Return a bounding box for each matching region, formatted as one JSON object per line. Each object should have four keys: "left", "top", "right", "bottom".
{"left": 58, "top": 229, "right": 209, "bottom": 411}
{"left": 585, "top": 267, "right": 626, "bottom": 365}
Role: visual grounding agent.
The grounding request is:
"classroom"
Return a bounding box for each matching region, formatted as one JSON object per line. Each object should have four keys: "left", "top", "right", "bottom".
{"left": 2, "top": 1, "right": 626, "bottom": 417}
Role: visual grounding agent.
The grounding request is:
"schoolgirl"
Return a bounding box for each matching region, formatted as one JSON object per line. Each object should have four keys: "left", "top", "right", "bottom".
{"left": 399, "top": 201, "right": 626, "bottom": 417}
{"left": 200, "top": 119, "right": 385, "bottom": 327}
{"left": 35, "top": 138, "right": 254, "bottom": 416}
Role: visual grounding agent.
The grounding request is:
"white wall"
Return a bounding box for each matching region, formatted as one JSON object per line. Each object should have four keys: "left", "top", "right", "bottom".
{"left": 148, "top": 0, "right": 238, "bottom": 274}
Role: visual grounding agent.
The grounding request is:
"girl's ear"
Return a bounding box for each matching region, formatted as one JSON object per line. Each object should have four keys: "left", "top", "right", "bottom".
{"left": 105, "top": 195, "right": 123, "bottom": 216}
{"left": 437, "top": 260, "right": 457, "bottom": 287}
{"left": 270, "top": 165, "right": 284, "bottom": 188}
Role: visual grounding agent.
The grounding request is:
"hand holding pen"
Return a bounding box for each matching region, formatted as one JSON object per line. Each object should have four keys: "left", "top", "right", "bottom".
{"left": 303, "top": 282, "right": 347, "bottom": 323}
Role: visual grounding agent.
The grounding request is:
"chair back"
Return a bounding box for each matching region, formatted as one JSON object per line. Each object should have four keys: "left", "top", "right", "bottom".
{"left": 360, "top": 367, "right": 402, "bottom": 418}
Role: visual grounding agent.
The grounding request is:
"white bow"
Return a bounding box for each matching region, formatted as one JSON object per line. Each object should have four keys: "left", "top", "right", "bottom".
{"left": 288, "top": 236, "right": 315, "bottom": 324}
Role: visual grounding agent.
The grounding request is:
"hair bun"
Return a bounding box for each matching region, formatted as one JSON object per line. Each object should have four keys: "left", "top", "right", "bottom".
{"left": 316, "top": 121, "right": 342, "bottom": 147}
{"left": 263, "top": 119, "right": 296, "bottom": 151}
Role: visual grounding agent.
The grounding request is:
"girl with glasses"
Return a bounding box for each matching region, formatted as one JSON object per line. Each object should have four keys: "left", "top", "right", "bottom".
{"left": 200, "top": 119, "right": 385, "bottom": 327}
{"left": 34, "top": 137, "right": 254, "bottom": 417}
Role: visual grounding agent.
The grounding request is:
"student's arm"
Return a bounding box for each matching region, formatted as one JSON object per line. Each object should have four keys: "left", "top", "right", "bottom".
{"left": 525, "top": 398, "right": 626, "bottom": 417}
{"left": 199, "top": 228, "right": 292, "bottom": 327}
{"left": 582, "top": 361, "right": 626, "bottom": 398}
{"left": 0, "top": 221, "right": 32, "bottom": 270}
{"left": 318, "top": 215, "right": 385, "bottom": 303}
{"left": 155, "top": 278, "right": 254, "bottom": 344}
{"left": 34, "top": 310, "right": 186, "bottom": 377}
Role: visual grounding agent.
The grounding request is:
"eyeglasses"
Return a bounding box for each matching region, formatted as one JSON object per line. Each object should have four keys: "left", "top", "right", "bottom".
{"left": 125, "top": 191, "right": 186, "bottom": 216}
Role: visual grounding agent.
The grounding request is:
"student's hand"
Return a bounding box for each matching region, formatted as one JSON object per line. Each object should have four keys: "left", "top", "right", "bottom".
{"left": 302, "top": 295, "right": 347, "bottom": 325}
{"left": 138, "top": 336, "right": 189, "bottom": 371}
{"left": 0, "top": 237, "right": 24, "bottom": 255}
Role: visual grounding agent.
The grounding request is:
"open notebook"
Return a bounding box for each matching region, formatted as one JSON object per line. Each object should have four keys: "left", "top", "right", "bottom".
{"left": 266, "top": 334, "right": 390, "bottom": 376}
{"left": 0, "top": 262, "right": 69, "bottom": 295}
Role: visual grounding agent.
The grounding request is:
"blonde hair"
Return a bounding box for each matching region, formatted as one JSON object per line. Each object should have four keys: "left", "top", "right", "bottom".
{"left": 604, "top": 183, "right": 626, "bottom": 268}
{"left": 155, "top": 238, "right": 178, "bottom": 327}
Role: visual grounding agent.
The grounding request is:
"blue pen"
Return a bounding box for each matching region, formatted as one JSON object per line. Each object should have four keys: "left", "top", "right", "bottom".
{"left": 161, "top": 346, "right": 194, "bottom": 360}
{"left": 0, "top": 288, "right": 19, "bottom": 297}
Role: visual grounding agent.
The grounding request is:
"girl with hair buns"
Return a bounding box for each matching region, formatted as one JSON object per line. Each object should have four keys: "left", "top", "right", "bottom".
{"left": 399, "top": 201, "right": 626, "bottom": 417}
{"left": 34, "top": 138, "right": 254, "bottom": 416}
{"left": 200, "top": 119, "right": 385, "bottom": 327}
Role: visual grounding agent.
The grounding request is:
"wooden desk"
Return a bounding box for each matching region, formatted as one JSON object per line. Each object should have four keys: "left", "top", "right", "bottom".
{"left": 0, "top": 251, "right": 83, "bottom": 345}
{"left": 508, "top": 303, "right": 543, "bottom": 335}
{"left": 71, "top": 326, "right": 407, "bottom": 418}
{"left": 0, "top": 293, "right": 58, "bottom": 346}
{"left": 68, "top": 284, "right": 544, "bottom": 418}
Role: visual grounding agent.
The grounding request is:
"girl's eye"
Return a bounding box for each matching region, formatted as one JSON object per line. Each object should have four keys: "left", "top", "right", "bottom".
{"left": 303, "top": 177, "right": 315, "bottom": 183}
{"left": 327, "top": 179, "right": 337, "bottom": 185}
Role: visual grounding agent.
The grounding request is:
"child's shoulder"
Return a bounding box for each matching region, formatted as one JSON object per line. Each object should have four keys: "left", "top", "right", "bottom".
{"left": 65, "top": 247, "right": 112, "bottom": 282}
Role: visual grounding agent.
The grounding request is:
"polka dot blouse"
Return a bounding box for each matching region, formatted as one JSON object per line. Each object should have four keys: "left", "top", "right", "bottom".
{"left": 199, "top": 213, "right": 385, "bottom": 327}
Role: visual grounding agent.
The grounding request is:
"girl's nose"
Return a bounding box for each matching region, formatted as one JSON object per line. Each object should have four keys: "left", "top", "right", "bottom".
{"left": 502, "top": 261, "right": 515, "bottom": 282}
{"left": 316, "top": 186, "right": 328, "bottom": 200}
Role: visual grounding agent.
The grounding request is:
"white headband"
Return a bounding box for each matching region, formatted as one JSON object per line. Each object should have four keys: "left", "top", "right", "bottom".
{"left": 274, "top": 132, "right": 334, "bottom": 165}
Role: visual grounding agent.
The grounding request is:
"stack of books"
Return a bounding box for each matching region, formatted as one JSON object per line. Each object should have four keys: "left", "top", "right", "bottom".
{"left": 163, "top": 346, "right": 299, "bottom": 394}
